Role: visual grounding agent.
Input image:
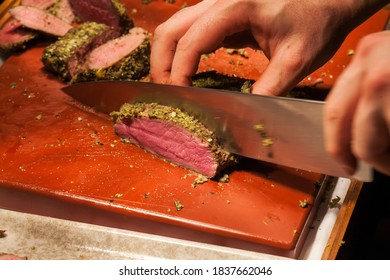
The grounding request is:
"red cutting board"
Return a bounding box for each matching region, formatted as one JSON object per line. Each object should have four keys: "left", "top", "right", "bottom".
{"left": 0, "top": 1, "right": 388, "bottom": 254}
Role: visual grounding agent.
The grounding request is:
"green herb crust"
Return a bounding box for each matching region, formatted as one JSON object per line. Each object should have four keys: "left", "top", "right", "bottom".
{"left": 192, "top": 71, "right": 254, "bottom": 92}
{"left": 110, "top": 102, "right": 238, "bottom": 177}
{"left": 111, "top": 0, "right": 135, "bottom": 33}
{"left": 41, "top": 22, "right": 114, "bottom": 81}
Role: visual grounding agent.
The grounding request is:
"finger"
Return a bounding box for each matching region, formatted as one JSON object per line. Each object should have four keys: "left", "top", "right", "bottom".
{"left": 169, "top": 3, "right": 250, "bottom": 85}
{"left": 323, "top": 64, "right": 363, "bottom": 174}
{"left": 150, "top": 0, "right": 216, "bottom": 84}
{"left": 250, "top": 39, "right": 308, "bottom": 96}
{"left": 352, "top": 73, "right": 390, "bottom": 175}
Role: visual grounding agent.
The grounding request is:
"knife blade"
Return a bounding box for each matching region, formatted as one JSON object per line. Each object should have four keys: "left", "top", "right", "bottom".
{"left": 62, "top": 80, "right": 372, "bottom": 182}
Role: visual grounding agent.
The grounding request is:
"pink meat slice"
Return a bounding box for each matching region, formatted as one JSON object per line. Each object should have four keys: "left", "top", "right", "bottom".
{"left": 0, "top": 20, "right": 35, "bottom": 50}
{"left": 115, "top": 118, "right": 218, "bottom": 177}
{"left": 8, "top": 6, "right": 72, "bottom": 37}
{"left": 85, "top": 27, "right": 147, "bottom": 69}
{"left": 21, "top": 0, "right": 56, "bottom": 9}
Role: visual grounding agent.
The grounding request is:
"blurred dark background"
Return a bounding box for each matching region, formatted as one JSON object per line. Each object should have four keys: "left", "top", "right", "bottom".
{"left": 337, "top": 172, "right": 390, "bottom": 259}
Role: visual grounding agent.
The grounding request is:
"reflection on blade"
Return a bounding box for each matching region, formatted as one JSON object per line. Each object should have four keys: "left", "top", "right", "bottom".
{"left": 62, "top": 80, "right": 372, "bottom": 181}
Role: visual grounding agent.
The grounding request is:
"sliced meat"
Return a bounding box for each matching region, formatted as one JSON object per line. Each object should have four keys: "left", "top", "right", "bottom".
{"left": 49, "top": 0, "right": 75, "bottom": 24}
{"left": 69, "top": 0, "right": 134, "bottom": 34}
{"left": 0, "top": 19, "right": 37, "bottom": 52}
{"left": 8, "top": 6, "right": 72, "bottom": 37}
{"left": 42, "top": 22, "right": 120, "bottom": 81}
{"left": 21, "top": 0, "right": 56, "bottom": 9}
{"left": 110, "top": 103, "right": 237, "bottom": 178}
{"left": 73, "top": 27, "right": 150, "bottom": 82}
{"left": 0, "top": 0, "right": 56, "bottom": 51}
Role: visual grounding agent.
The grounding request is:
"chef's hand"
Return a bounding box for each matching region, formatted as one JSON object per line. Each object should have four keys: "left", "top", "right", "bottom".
{"left": 150, "top": 0, "right": 379, "bottom": 96}
{"left": 324, "top": 31, "right": 390, "bottom": 176}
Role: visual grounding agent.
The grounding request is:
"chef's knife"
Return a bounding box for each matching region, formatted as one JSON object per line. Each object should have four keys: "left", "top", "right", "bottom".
{"left": 62, "top": 80, "right": 372, "bottom": 182}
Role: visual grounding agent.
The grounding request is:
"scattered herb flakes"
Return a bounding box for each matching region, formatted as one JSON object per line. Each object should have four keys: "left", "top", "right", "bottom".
{"left": 114, "top": 193, "right": 123, "bottom": 199}
{"left": 226, "top": 48, "right": 235, "bottom": 55}
{"left": 0, "top": 230, "right": 6, "bottom": 238}
{"left": 238, "top": 49, "right": 249, "bottom": 58}
{"left": 182, "top": 173, "right": 193, "bottom": 179}
{"left": 299, "top": 199, "right": 310, "bottom": 208}
{"left": 174, "top": 200, "right": 184, "bottom": 211}
{"left": 95, "top": 139, "right": 104, "bottom": 146}
{"left": 329, "top": 195, "right": 341, "bottom": 208}
{"left": 141, "top": 0, "right": 154, "bottom": 4}
{"left": 262, "top": 138, "right": 273, "bottom": 147}
{"left": 226, "top": 48, "right": 249, "bottom": 58}
{"left": 254, "top": 124, "right": 265, "bottom": 131}
{"left": 90, "top": 131, "right": 98, "bottom": 138}
{"left": 10, "top": 82, "right": 17, "bottom": 89}
{"left": 35, "top": 114, "right": 43, "bottom": 120}
{"left": 314, "top": 180, "right": 322, "bottom": 188}
{"left": 143, "top": 192, "right": 150, "bottom": 199}
{"left": 164, "top": 0, "right": 175, "bottom": 3}
{"left": 218, "top": 174, "right": 230, "bottom": 183}
{"left": 191, "top": 174, "right": 208, "bottom": 187}
{"left": 120, "top": 137, "right": 131, "bottom": 144}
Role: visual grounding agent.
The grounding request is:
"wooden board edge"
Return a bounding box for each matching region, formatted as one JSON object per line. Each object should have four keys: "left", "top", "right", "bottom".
{"left": 321, "top": 179, "right": 364, "bottom": 259}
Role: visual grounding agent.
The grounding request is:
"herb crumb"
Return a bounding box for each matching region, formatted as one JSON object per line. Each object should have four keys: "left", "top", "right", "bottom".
{"left": 174, "top": 200, "right": 184, "bottom": 211}
{"left": 299, "top": 199, "right": 310, "bottom": 208}
{"left": 329, "top": 195, "right": 341, "bottom": 208}
{"left": 192, "top": 174, "right": 208, "bottom": 187}
{"left": 218, "top": 174, "right": 230, "bottom": 183}
{"left": 114, "top": 193, "right": 123, "bottom": 199}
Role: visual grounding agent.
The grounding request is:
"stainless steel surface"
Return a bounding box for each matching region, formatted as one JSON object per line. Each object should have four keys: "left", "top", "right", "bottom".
{"left": 63, "top": 81, "right": 372, "bottom": 181}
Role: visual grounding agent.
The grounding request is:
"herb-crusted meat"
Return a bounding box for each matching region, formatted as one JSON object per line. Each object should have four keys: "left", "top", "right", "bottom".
{"left": 69, "top": 0, "right": 134, "bottom": 34}
{"left": 41, "top": 22, "right": 120, "bottom": 81}
{"left": 0, "top": 20, "right": 37, "bottom": 52}
{"left": 73, "top": 27, "right": 150, "bottom": 82}
{"left": 110, "top": 103, "right": 238, "bottom": 178}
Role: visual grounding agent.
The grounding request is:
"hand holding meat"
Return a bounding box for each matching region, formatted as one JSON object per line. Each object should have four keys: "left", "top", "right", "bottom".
{"left": 324, "top": 31, "right": 390, "bottom": 176}
{"left": 150, "top": 0, "right": 387, "bottom": 96}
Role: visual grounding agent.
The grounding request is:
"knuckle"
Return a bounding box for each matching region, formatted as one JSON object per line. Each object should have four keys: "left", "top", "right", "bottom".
{"left": 153, "top": 23, "right": 168, "bottom": 40}
{"left": 363, "top": 71, "right": 390, "bottom": 96}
